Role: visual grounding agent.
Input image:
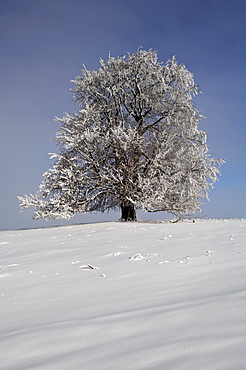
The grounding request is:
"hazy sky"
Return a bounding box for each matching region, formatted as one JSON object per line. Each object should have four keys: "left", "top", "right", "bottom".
{"left": 1, "top": 0, "right": 246, "bottom": 230}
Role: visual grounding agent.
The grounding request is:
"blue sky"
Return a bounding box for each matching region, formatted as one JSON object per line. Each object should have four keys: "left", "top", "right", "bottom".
{"left": 1, "top": 0, "right": 246, "bottom": 230}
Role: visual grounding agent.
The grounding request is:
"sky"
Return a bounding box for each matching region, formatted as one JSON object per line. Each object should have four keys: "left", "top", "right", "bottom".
{"left": 1, "top": 0, "right": 246, "bottom": 230}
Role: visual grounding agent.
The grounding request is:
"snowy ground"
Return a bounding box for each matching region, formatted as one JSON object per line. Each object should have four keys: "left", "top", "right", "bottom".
{"left": 1, "top": 219, "right": 246, "bottom": 370}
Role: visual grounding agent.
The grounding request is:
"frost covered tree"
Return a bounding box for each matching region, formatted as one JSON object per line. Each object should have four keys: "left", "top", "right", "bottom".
{"left": 18, "top": 49, "right": 223, "bottom": 221}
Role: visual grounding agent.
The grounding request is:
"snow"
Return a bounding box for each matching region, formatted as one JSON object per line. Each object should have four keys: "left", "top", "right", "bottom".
{"left": 1, "top": 219, "right": 246, "bottom": 369}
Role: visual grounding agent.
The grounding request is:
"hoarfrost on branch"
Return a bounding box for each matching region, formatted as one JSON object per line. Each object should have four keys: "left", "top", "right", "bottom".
{"left": 18, "top": 49, "right": 224, "bottom": 221}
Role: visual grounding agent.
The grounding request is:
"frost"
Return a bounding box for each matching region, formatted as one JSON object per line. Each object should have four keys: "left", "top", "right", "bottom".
{"left": 18, "top": 49, "right": 223, "bottom": 221}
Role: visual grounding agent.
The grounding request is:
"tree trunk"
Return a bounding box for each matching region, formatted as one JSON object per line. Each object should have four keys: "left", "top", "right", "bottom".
{"left": 120, "top": 201, "right": 137, "bottom": 221}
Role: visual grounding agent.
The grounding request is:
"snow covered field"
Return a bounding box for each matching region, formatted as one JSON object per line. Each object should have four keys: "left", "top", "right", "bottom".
{"left": 1, "top": 219, "right": 246, "bottom": 369}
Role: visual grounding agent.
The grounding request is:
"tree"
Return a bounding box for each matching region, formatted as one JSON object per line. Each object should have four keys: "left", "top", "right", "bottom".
{"left": 18, "top": 49, "right": 223, "bottom": 221}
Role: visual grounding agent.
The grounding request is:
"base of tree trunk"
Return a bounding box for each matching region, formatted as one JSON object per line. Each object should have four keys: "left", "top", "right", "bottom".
{"left": 120, "top": 202, "right": 137, "bottom": 221}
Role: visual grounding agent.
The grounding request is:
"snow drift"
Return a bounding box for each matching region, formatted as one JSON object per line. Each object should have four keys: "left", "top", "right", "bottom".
{"left": 1, "top": 219, "right": 245, "bottom": 369}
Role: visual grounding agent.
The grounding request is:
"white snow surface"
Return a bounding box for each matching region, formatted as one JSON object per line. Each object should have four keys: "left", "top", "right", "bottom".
{"left": 1, "top": 219, "right": 246, "bottom": 370}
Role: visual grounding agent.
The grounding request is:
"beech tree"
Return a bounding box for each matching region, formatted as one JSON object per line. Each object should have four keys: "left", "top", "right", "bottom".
{"left": 18, "top": 49, "right": 223, "bottom": 221}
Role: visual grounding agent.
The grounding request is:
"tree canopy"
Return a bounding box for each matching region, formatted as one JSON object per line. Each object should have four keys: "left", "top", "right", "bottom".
{"left": 18, "top": 49, "right": 223, "bottom": 221}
